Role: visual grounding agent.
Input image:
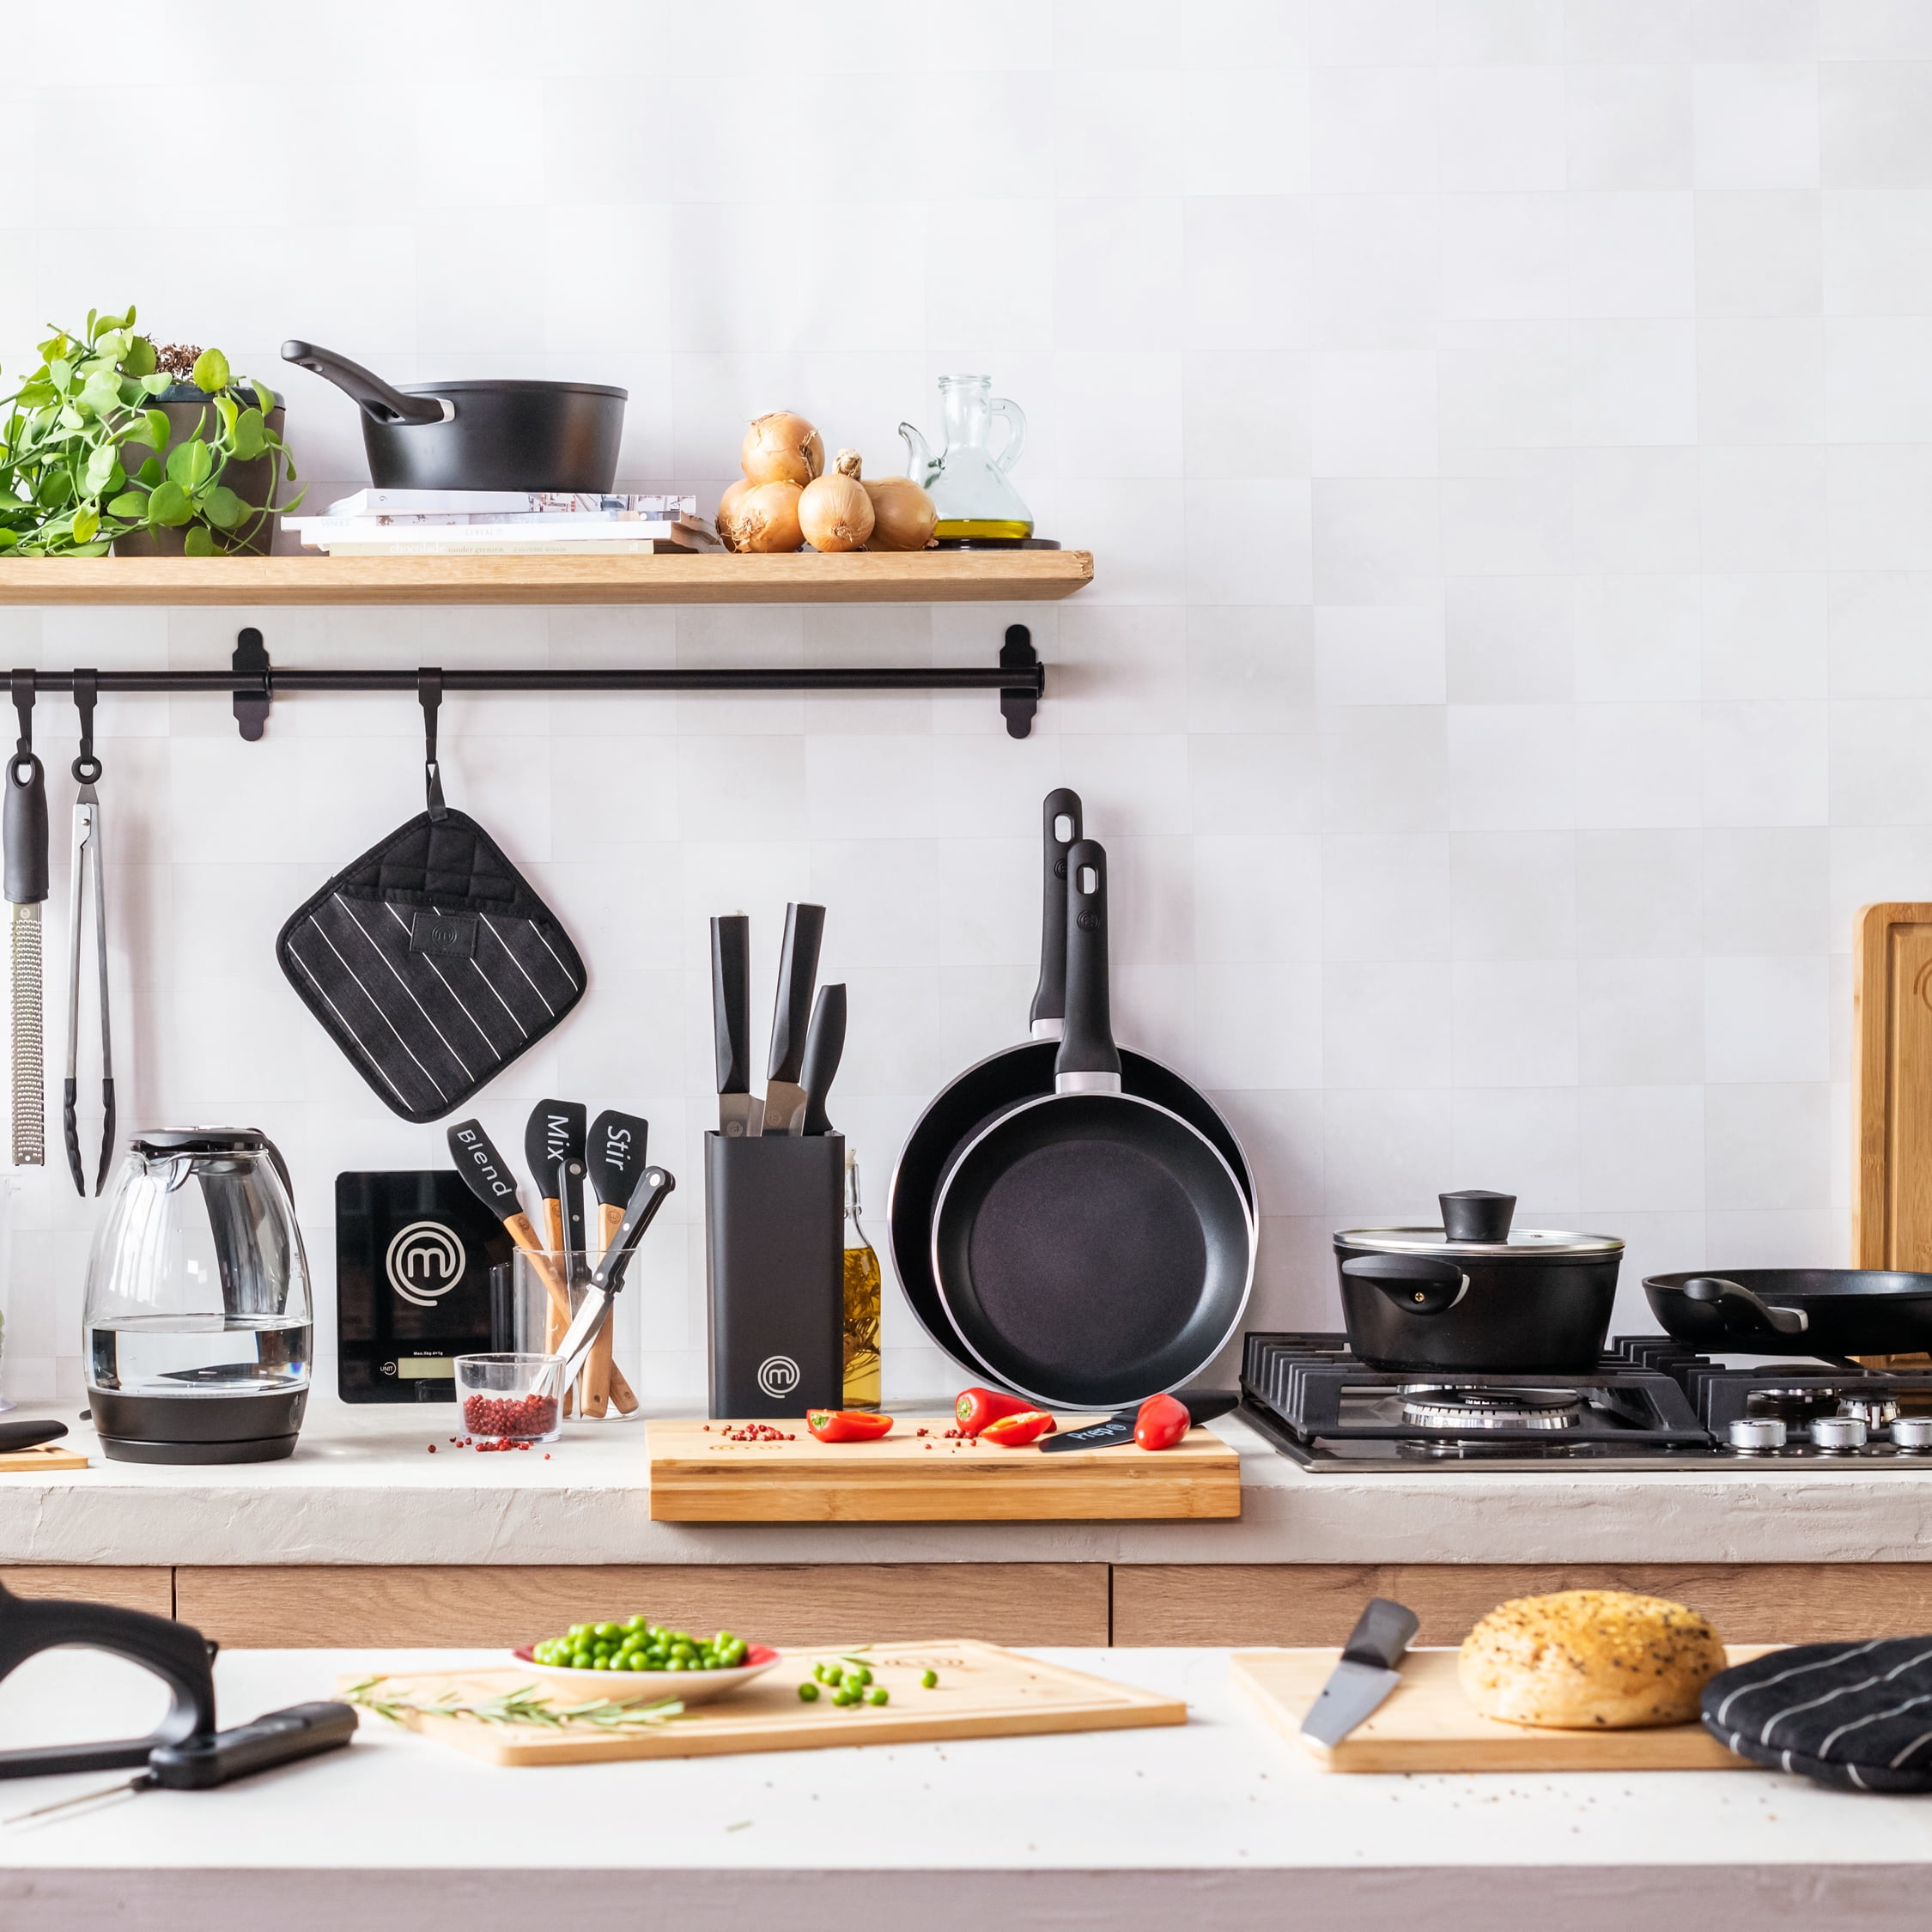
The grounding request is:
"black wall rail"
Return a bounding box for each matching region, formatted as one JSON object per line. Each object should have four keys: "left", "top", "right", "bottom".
{"left": 6, "top": 624, "right": 1045, "bottom": 743}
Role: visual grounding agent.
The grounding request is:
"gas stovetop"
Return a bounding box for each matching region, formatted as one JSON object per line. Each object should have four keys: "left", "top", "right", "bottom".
{"left": 1240, "top": 1333, "right": 1932, "bottom": 1473}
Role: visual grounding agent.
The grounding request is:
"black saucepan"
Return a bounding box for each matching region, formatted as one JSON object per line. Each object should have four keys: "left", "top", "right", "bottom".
{"left": 1334, "top": 1191, "right": 1625, "bottom": 1374}
{"left": 281, "top": 340, "right": 625, "bottom": 493}
{"left": 890, "top": 791, "right": 1252, "bottom": 1375}
{"left": 1645, "top": 1269, "right": 1932, "bottom": 1364}
{"left": 930, "top": 840, "right": 1254, "bottom": 1410}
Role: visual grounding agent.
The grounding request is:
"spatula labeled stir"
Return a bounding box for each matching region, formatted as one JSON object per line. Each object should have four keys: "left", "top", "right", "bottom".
{"left": 544, "top": 1163, "right": 676, "bottom": 1396}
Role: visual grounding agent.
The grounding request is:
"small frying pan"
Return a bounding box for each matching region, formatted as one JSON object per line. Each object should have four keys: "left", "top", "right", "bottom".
{"left": 930, "top": 841, "right": 1255, "bottom": 1411}
{"left": 1645, "top": 1269, "right": 1932, "bottom": 1366}
{"left": 890, "top": 791, "right": 1253, "bottom": 1372}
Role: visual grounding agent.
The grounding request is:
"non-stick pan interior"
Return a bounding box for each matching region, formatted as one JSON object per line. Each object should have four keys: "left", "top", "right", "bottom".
{"left": 932, "top": 1093, "right": 1252, "bottom": 1408}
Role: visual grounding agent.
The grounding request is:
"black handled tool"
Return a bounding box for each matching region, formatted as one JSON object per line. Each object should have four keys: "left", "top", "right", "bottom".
{"left": 798, "top": 982, "right": 846, "bottom": 1136}
{"left": 4, "top": 673, "right": 46, "bottom": 1168}
{"left": 545, "top": 1165, "right": 676, "bottom": 1394}
{"left": 711, "top": 914, "right": 761, "bottom": 1137}
{"left": 525, "top": 1099, "right": 588, "bottom": 1265}
{"left": 0, "top": 1419, "right": 66, "bottom": 1455}
{"left": 588, "top": 1109, "right": 649, "bottom": 1255}
{"left": 1038, "top": 1391, "right": 1238, "bottom": 1452}
{"left": 62, "top": 672, "right": 112, "bottom": 1196}
{"left": 761, "top": 902, "right": 824, "bottom": 1134}
{"left": 1298, "top": 1598, "right": 1420, "bottom": 1753}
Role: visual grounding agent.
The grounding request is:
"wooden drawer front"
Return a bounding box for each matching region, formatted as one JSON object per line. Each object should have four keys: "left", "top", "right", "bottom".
{"left": 1112, "top": 1563, "right": 1932, "bottom": 1647}
{"left": 175, "top": 1563, "right": 1110, "bottom": 1649}
{"left": 0, "top": 1566, "right": 173, "bottom": 1617}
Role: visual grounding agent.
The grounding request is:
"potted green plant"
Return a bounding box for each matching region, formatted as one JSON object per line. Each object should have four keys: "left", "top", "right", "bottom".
{"left": 0, "top": 306, "right": 301, "bottom": 556}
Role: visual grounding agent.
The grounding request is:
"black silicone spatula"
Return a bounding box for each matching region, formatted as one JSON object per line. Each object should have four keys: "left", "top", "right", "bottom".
{"left": 525, "top": 1099, "right": 587, "bottom": 1262}
{"left": 588, "top": 1110, "right": 649, "bottom": 1256}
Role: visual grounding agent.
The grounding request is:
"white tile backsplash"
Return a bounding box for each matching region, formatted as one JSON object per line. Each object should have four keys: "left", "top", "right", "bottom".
{"left": 3, "top": 4, "right": 1929, "bottom": 1405}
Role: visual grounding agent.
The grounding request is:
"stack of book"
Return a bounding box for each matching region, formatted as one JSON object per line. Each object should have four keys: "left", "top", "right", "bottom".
{"left": 285, "top": 490, "right": 720, "bottom": 556}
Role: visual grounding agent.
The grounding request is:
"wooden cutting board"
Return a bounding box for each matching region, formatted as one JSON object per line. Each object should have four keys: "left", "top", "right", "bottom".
{"left": 1232, "top": 1646, "right": 1781, "bottom": 1773}
{"left": 646, "top": 1418, "right": 1241, "bottom": 1522}
{"left": 342, "top": 1638, "right": 1186, "bottom": 1766}
{"left": 0, "top": 1443, "right": 86, "bottom": 1473}
{"left": 1855, "top": 902, "right": 1932, "bottom": 1302}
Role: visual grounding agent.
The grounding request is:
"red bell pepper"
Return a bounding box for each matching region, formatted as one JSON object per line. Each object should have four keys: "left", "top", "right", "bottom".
{"left": 1133, "top": 1393, "right": 1190, "bottom": 1451}
{"left": 979, "top": 1409, "right": 1057, "bottom": 1449}
{"left": 806, "top": 1410, "right": 895, "bottom": 1443}
{"left": 954, "top": 1387, "right": 1039, "bottom": 1437}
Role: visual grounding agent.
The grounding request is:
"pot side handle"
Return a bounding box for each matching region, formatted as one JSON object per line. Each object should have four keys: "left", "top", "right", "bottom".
{"left": 280, "top": 340, "right": 449, "bottom": 428}
{"left": 1680, "top": 1276, "right": 1808, "bottom": 1336}
{"left": 1341, "top": 1253, "right": 1468, "bottom": 1317}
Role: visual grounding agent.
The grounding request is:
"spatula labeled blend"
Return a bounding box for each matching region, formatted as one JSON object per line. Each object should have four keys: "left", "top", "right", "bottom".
{"left": 761, "top": 902, "right": 824, "bottom": 1135}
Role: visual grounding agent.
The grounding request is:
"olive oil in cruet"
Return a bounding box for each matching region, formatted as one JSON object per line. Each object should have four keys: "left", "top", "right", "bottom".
{"left": 841, "top": 1150, "right": 882, "bottom": 1411}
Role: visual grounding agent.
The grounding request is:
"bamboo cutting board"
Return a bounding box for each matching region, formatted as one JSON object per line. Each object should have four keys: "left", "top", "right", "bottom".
{"left": 343, "top": 1639, "right": 1186, "bottom": 1766}
{"left": 645, "top": 1418, "right": 1241, "bottom": 1522}
{"left": 1232, "top": 1647, "right": 1779, "bottom": 1773}
{"left": 0, "top": 1443, "right": 86, "bottom": 1473}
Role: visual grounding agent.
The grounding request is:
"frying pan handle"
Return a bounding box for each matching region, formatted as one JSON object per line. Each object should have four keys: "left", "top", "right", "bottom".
{"left": 1342, "top": 1254, "right": 1468, "bottom": 1316}
{"left": 280, "top": 340, "right": 448, "bottom": 428}
{"left": 1056, "top": 838, "right": 1121, "bottom": 1091}
{"left": 1681, "top": 1276, "right": 1808, "bottom": 1336}
{"left": 1029, "top": 787, "right": 1081, "bottom": 1040}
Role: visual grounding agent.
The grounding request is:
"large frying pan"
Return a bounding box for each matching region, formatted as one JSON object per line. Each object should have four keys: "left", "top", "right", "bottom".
{"left": 889, "top": 791, "right": 1253, "bottom": 1374}
{"left": 1646, "top": 1269, "right": 1932, "bottom": 1366}
{"left": 931, "top": 841, "right": 1255, "bottom": 1410}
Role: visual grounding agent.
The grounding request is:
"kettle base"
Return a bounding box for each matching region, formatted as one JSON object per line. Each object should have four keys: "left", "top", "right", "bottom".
{"left": 95, "top": 1432, "right": 300, "bottom": 1465}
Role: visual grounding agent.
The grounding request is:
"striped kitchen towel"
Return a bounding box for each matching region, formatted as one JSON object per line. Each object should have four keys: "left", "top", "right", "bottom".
{"left": 1704, "top": 1637, "right": 1932, "bottom": 1791}
{"left": 277, "top": 808, "right": 586, "bottom": 1123}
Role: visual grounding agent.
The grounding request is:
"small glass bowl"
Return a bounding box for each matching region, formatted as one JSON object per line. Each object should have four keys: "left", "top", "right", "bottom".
{"left": 454, "top": 1353, "right": 562, "bottom": 1443}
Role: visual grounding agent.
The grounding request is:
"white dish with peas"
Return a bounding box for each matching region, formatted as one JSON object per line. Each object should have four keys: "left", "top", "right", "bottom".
{"left": 515, "top": 1619, "right": 777, "bottom": 1706}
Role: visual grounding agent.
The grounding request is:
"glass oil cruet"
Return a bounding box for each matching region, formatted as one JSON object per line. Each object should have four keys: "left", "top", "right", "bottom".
{"left": 899, "top": 374, "right": 1033, "bottom": 544}
{"left": 841, "top": 1150, "right": 882, "bottom": 1411}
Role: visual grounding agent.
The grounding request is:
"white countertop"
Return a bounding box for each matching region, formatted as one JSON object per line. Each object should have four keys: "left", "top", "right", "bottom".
{"left": 1, "top": 1645, "right": 1927, "bottom": 1930}
{"left": 6, "top": 1398, "right": 1932, "bottom": 1566}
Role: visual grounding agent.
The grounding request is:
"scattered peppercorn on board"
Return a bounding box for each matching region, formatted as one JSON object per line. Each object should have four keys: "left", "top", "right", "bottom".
{"left": 0, "top": 1443, "right": 87, "bottom": 1473}
{"left": 1233, "top": 1646, "right": 1783, "bottom": 1773}
{"left": 342, "top": 1639, "right": 1186, "bottom": 1766}
{"left": 644, "top": 1417, "right": 1241, "bottom": 1521}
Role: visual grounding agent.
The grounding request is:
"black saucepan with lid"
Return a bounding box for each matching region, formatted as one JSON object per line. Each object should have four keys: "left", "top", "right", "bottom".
{"left": 1334, "top": 1191, "right": 1625, "bottom": 1374}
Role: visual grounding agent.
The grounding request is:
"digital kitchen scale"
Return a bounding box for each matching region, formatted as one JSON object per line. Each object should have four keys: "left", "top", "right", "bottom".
{"left": 336, "top": 1171, "right": 514, "bottom": 1402}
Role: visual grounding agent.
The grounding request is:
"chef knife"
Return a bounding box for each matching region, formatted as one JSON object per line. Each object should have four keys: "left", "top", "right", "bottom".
{"left": 797, "top": 982, "right": 846, "bottom": 1136}
{"left": 761, "top": 902, "right": 824, "bottom": 1135}
{"left": 547, "top": 1164, "right": 675, "bottom": 1394}
{"left": 583, "top": 1109, "right": 649, "bottom": 1417}
{"left": 524, "top": 1099, "right": 588, "bottom": 1265}
{"left": 1298, "top": 1598, "right": 1421, "bottom": 1753}
{"left": 4, "top": 683, "right": 46, "bottom": 1169}
{"left": 710, "top": 914, "right": 762, "bottom": 1138}
{"left": 1039, "top": 1390, "right": 1238, "bottom": 1452}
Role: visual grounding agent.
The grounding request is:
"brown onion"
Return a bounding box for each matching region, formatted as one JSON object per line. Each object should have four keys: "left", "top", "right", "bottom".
{"left": 862, "top": 473, "right": 939, "bottom": 551}
{"left": 718, "top": 479, "right": 803, "bottom": 553}
{"left": 741, "top": 411, "right": 824, "bottom": 488}
{"left": 714, "top": 478, "right": 755, "bottom": 552}
{"left": 799, "top": 449, "right": 875, "bottom": 553}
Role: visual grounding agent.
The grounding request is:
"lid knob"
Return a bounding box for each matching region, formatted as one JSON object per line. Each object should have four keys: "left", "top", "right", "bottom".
{"left": 1440, "top": 1190, "right": 1516, "bottom": 1243}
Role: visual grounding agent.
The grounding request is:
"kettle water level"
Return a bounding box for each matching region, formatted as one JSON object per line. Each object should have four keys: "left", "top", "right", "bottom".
{"left": 900, "top": 375, "right": 1033, "bottom": 544}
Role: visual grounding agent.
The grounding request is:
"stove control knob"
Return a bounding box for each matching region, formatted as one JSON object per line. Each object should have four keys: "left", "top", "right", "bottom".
{"left": 1812, "top": 1416, "right": 1868, "bottom": 1450}
{"left": 1728, "top": 1418, "right": 1787, "bottom": 1451}
{"left": 1893, "top": 1417, "right": 1932, "bottom": 1451}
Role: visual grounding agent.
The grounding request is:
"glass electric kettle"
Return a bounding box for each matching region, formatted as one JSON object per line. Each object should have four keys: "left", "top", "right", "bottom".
{"left": 83, "top": 1128, "right": 311, "bottom": 1464}
{"left": 899, "top": 374, "right": 1033, "bottom": 544}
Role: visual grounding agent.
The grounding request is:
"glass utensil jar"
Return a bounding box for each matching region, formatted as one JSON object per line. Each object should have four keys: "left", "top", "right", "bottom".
{"left": 493, "top": 1249, "right": 641, "bottom": 1424}
{"left": 899, "top": 375, "right": 1032, "bottom": 544}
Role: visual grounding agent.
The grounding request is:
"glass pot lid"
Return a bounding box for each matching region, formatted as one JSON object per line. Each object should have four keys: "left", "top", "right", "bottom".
{"left": 1335, "top": 1189, "right": 1623, "bottom": 1261}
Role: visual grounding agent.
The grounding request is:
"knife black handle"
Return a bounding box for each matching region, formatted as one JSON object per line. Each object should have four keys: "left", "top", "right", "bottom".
{"left": 0, "top": 1417, "right": 66, "bottom": 1453}
{"left": 799, "top": 982, "right": 846, "bottom": 1135}
{"left": 148, "top": 1701, "right": 357, "bottom": 1790}
{"left": 1341, "top": 1597, "right": 1419, "bottom": 1671}
{"left": 766, "top": 902, "right": 825, "bottom": 1084}
{"left": 711, "top": 914, "right": 750, "bottom": 1097}
{"left": 1028, "top": 787, "right": 1081, "bottom": 1034}
{"left": 3, "top": 749, "right": 46, "bottom": 905}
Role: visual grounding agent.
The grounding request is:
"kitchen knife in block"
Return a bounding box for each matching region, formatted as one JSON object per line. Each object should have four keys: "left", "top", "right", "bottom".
{"left": 711, "top": 914, "right": 761, "bottom": 1138}
{"left": 762, "top": 902, "right": 824, "bottom": 1134}
{"left": 550, "top": 1166, "right": 675, "bottom": 1395}
{"left": 584, "top": 1110, "right": 650, "bottom": 1416}
{"left": 798, "top": 983, "right": 846, "bottom": 1136}
{"left": 1299, "top": 1598, "right": 1420, "bottom": 1753}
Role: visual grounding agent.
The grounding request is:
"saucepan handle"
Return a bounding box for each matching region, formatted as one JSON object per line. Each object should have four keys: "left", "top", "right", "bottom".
{"left": 280, "top": 340, "right": 447, "bottom": 428}
{"left": 1342, "top": 1253, "right": 1468, "bottom": 1317}
{"left": 1680, "top": 1276, "right": 1808, "bottom": 1336}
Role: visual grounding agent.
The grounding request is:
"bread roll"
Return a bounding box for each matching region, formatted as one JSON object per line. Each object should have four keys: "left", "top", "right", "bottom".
{"left": 1459, "top": 1590, "right": 1725, "bottom": 1729}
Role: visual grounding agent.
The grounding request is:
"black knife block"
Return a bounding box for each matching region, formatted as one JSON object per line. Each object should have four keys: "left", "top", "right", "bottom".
{"left": 705, "top": 1132, "right": 844, "bottom": 1418}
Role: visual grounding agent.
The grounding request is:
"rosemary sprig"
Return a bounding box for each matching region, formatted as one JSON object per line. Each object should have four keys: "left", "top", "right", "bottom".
{"left": 344, "top": 1676, "right": 687, "bottom": 1732}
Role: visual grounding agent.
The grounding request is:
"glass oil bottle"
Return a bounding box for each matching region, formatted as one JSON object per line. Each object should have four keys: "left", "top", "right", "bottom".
{"left": 841, "top": 1150, "right": 882, "bottom": 1411}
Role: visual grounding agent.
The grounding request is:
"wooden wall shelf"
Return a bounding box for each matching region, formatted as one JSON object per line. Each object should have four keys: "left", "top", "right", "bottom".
{"left": 0, "top": 550, "right": 1093, "bottom": 608}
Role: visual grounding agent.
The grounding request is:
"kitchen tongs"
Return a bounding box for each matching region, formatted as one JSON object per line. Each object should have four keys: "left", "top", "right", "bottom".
{"left": 63, "top": 672, "right": 112, "bottom": 1195}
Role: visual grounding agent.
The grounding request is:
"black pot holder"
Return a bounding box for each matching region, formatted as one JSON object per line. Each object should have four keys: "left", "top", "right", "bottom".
{"left": 1704, "top": 1637, "right": 1932, "bottom": 1791}
{"left": 276, "top": 673, "right": 585, "bottom": 1123}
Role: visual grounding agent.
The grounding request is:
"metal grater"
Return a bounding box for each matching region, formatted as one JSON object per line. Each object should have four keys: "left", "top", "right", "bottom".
{"left": 10, "top": 902, "right": 40, "bottom": 1165}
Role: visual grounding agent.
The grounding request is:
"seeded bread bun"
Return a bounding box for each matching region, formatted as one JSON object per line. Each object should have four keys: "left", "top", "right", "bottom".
{"left": 1459, "top": 1590, "right": 1725, "bottom": 1729}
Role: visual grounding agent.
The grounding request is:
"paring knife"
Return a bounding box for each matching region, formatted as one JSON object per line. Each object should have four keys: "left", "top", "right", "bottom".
{"left": 797, "top": 981, "right": 846, "bottom": 1136}
{"left": 1039, "top": 1390, "right": 1238, "bottom": 1452}
{"left": 1298, "top": 1598, "right": 1421, "bottom": 1754}
{"left": 548, "top": 1165, "right": 676, "bottom": 1394}
{"left": 761, "top": 902, "right": 824, "bottom": 1135}
{"left": 4, "top": 690, "right": 46, "bottom": 1169}
{"left": 710, "top": 914, "right": 762, "bottom": 1138}
{"left": 583, "top": 1109, "right": 650, "bottom": 1418}
{"left": 525, "top": 1099, "right": 588, "bottom": 1264}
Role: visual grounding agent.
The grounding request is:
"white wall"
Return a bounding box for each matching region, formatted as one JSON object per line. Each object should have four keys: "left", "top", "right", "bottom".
{"left": 3, "top": 0, "right": 1929, "bottom": 1405}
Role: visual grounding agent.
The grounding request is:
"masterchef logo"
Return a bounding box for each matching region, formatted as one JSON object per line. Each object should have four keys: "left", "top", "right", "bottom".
{"left": 756, "top": 1354, "right": 801, "bottom": 1400}
{"left": 386, "top": 1220, "right": 466, "bottom": 1308}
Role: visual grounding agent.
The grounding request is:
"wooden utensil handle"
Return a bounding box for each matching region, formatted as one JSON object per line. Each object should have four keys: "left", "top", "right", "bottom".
{"left": 581, "top": 1200, "right": 626, "bottom": 1418}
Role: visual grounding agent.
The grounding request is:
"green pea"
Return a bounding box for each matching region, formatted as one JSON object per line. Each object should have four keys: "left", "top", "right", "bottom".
{"left": 847, "top": 1667, "right": 872, "bottom": 1687}
{"left": 920, "top": 1669, "right": 939, "bottom": 1689}
{"left": 823, "top": 1664, "right": 843, "bottom": 1686}
{"left": 626, "top": 1614, "right": 648, "bottom": 1631}
{"left": 572, "top": 1653, "right": 593, "bottom": 1671}
{"left": 868, "top": 1687, "right": 889, "bottom": 1706}
{"left": 592, "top": 1656, "right": 610, "bottom": 1670}
{"left": 568, "top": 1624, "right": 588, "bottom": 1640}
{"left": 596, "top": 1623, "right": 623, "bottom": 1641}
{"left": 798, "top": 1681, "right": 820, "bottom": 1702}
{"left": 833, "top": 1688, "right": 855, "bottom": 1706}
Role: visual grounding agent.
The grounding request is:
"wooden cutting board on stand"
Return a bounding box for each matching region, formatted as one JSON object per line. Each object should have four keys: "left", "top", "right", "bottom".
{"left": 342, "top": 1638, "right": 1186, "bottom": 1766}
{"left": 1232, "top": 1647, "right": 1778, "bottom": 1773}
{"left": 1853, "top": 902, "right": 1932, "bottom": 1363}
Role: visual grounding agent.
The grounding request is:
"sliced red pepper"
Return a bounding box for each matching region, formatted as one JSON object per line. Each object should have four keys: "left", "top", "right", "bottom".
{"left": 979, "top": 1408, "right": 1056, "bottom": 1449}
{"left": 805, "top": 1410, "right": 895, "bottom": 1443}
{"left": 954, "top": 1387, "right": 1038, "bottom": 1437}
{"left": 1133, "top": 1393, "right": 1190, "bottom": 1452}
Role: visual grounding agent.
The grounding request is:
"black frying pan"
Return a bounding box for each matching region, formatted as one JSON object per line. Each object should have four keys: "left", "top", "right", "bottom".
{"left": 930, "top": 841, "right": 1254, "bottom": 1410}
{"left": 1646, "top": 1269, "right": 1932, "bottom": 1365}
{"left": 889, "top": 791, "right": 1253, "bottom": 1374}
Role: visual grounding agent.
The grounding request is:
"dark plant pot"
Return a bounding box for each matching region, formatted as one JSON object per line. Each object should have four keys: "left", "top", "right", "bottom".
{"left": 110, "top": 390, "right": 288, "bottom": 558}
